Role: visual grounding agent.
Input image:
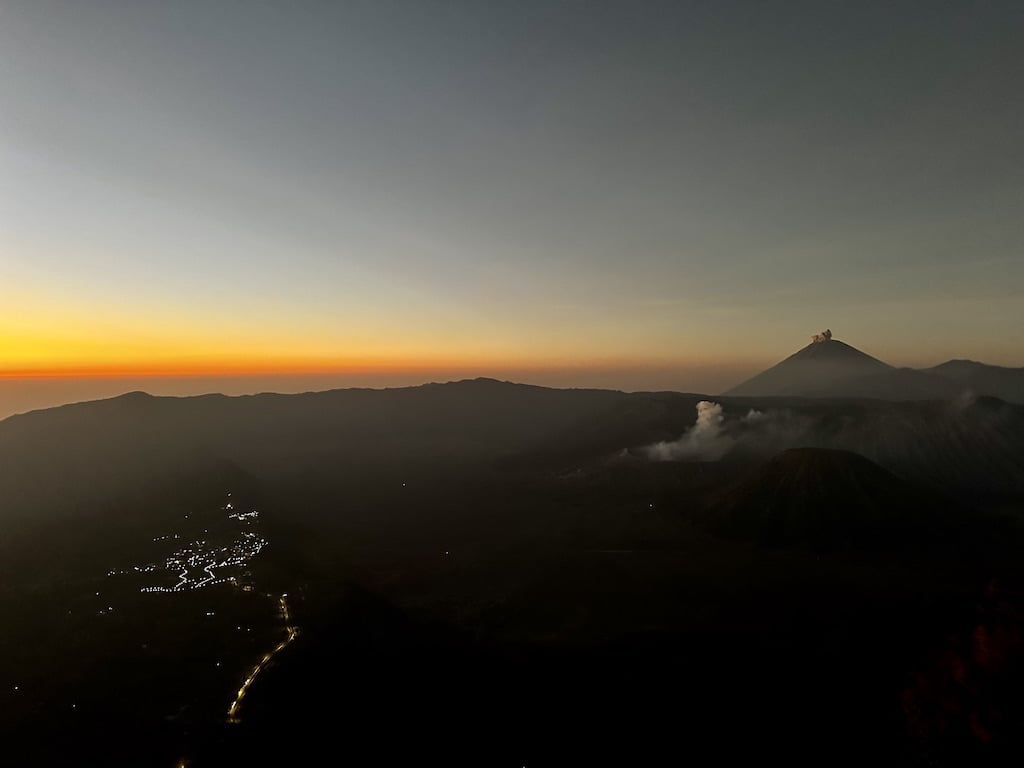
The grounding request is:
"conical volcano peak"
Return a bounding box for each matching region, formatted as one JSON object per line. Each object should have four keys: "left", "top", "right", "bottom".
{"left": 724, "top": 331, "right": 973, "bottom": 399}
{"left": 712, "top": 447, "right": 954, "bottom": 549}
{"left": 724, "top": 331, "right": 900, "bottom": 398}
{"left": 788, "top": 333, "right": 888, "bottom": 364}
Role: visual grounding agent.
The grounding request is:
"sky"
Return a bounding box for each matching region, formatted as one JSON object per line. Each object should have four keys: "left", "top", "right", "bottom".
{"left": 1, "top": 0, "right": 1022, "bottom": 416}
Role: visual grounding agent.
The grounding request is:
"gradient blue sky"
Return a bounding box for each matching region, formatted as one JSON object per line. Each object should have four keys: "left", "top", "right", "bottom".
{"left": 1, "top": 0, "right": 1022, "bottom": 414}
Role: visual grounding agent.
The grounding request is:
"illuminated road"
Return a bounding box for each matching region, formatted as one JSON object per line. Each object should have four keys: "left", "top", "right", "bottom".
{"left": 226, "top": 594, "right": 299, "bottom": 722}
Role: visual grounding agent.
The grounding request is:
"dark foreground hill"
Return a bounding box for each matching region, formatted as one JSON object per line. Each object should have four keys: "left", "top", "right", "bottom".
{"left": 713, "top": 447, "right": 962, "bottom": 549}
{"left": 3, "top": 379, "right": 1024, "bottom": 766}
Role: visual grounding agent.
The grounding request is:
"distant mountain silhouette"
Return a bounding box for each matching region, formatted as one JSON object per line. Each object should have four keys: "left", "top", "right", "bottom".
{"left": 727, "top": 335, "right": 892, "bottom": 397}
{"left": 725, "top": 334, "right": 964, "bottom": 400}
{"left": 713, "top": 447, "right": 957, "bottom": 549}
{"left": 0, "top": 378, "right": 630, "bottom": 524}
{"left": 1, "top": 377, "right": 1022, "bottom": 534}
{"left": 921, "top": 359, "right": 1024, "bottom": 404}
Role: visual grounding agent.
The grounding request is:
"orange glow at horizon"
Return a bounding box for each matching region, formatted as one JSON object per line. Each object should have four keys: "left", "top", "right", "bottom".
{"left": 1, "top": 313, "right": 729, "bottom": 380}
{"left": 0, "top": 300, "right": 718, "bottom": 381}
{"left": 0, "top": 353, "right": 717, "bottom": 380}
{"left": 0, "top": 281, "right": 765, "bottom": 387}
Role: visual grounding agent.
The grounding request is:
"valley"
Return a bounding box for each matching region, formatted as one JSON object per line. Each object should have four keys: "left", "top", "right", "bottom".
{"left": 2, "top": 371, "right": 1023, "bottom": 765}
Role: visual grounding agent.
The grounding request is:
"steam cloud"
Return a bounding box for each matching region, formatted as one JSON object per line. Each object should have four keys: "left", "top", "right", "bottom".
{"left": 640, "top": 403, "right": 812, "bottom": 463}
{"left": 743, "top": 408, "right": 767, "bottom": 423}
{"left": 646, "top": 401, "right": 733, "bottom": 461}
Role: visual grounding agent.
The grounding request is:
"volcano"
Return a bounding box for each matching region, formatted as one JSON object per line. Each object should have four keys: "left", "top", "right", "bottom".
{"left": 713, "top": 447, "right": 958, "bottom": 549}
{"left": 725, "top": 331, "right": 961, "bottom": 400}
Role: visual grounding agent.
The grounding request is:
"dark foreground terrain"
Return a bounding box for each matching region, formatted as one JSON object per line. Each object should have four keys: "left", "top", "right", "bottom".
{"left": 2, "top": 379, "right": 1024, "bottom": 766}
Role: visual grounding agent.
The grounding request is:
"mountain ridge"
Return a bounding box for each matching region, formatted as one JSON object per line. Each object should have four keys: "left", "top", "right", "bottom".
{"left": 725, "top": 334, "right": 1022, "bottom": 403}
